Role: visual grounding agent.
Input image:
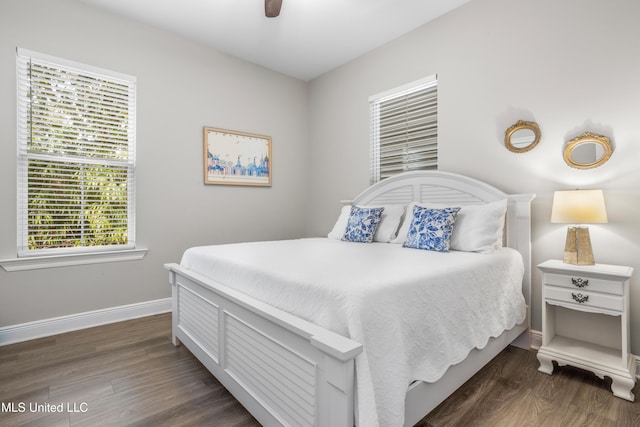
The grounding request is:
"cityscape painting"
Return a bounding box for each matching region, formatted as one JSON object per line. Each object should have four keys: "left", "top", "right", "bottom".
{"left": 204, "top": 127, "right": 271, "bottom": 186}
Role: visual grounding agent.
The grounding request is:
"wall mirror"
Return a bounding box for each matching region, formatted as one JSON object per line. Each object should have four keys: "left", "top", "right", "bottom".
{"left": 505, "top": 120, "right": 541, "bottom": 153}
{"left": 563, "top": 132, "right": 613, "bottom": 169}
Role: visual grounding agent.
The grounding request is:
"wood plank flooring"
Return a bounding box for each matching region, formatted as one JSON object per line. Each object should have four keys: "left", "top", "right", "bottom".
{"left": 421, "top": 346, "right": 640, "bottom": 427}
{"left": 0, "top": 314, "right": 259, "bottom": 427}
{"left": 1, "top": 313, "right": 639, "bottom": 426}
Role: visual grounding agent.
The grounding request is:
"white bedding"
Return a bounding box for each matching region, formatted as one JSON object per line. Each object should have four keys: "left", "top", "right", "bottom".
{"left": 180, "top": 238, "right": 526, "bottom": 427}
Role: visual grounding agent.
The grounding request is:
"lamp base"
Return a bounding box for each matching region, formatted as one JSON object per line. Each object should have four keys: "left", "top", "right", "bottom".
{"left": 563, "top": 226, "right": 595, "bottom": 265}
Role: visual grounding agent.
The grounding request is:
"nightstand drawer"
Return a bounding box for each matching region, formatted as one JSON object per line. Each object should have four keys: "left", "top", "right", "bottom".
{"left": 545, "top": 286, "right": 624, "bottom": 312}
{"left": 544, "top": 273, "right": 623, "bottom": 295}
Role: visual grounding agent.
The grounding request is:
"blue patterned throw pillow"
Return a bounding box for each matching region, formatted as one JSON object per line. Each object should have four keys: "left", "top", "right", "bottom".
{"left": 403, "top": 206, "right": 461, "bottom": 252}
{"left": 342, "top": 206, "right": 385, "bottom": 243}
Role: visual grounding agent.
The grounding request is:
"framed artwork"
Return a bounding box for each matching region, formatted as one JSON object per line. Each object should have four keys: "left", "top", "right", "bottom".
{"left": 203, "top": 127, "right": 272, "bottom": 186}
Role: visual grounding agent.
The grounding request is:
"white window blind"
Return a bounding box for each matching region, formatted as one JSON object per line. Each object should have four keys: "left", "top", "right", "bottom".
{"left": 16, "top": 48, "right": 136, "bottom": 257}
{"left": 369, "top": 75, "right": 438, "bottom": 183}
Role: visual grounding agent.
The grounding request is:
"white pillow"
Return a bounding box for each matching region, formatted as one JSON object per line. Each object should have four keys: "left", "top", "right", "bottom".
{"left": 391, "top": 202, "right": 419, "bottom": 244}
{"left": 391, "top": 199, "right": 508, "bottom": 253}
{"left": 328, "top": 204, "right": 405, "bottom": 243}
{"left": 449, "top": 200, "right": 507, "bottom": 253}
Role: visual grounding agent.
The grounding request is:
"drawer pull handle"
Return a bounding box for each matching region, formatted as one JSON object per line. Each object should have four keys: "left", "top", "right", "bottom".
{"left": 572, "top": 293, "right": 589, "bottom": 304}
{"left": 571, "top": 278, "right": 589, "bottom": 288}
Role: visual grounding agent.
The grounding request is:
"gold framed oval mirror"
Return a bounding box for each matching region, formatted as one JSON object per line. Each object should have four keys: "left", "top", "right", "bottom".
{"left": 563, "top": 132, "right": 613, "bottom": 169}
{"left": 505, "top": 120, "right": 541, "bottom": 153}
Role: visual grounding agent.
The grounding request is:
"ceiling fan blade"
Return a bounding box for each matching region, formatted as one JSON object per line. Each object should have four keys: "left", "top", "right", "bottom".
{"left": 265, "top": 0, "right": 282, "bottom": 18}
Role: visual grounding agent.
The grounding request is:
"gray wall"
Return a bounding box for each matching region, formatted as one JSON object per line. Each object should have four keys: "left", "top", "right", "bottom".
{"left": 0, "top": 0, "right": 309, "bottom": 326}
{"left": 308, "top": 0, "right": 640, "bottom": 352}
{"left": 3, "top": 0, "right": 640, "bottom": 356}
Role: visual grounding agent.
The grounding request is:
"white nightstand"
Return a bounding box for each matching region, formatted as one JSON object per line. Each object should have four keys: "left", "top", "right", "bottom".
{"left": 537, "top": 259, "right": 636, "bottom": 401}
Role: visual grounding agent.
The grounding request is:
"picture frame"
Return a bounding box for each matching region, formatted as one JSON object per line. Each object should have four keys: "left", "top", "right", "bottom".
{"left": 204, "top": 127, "right": 272, "bottom": 186}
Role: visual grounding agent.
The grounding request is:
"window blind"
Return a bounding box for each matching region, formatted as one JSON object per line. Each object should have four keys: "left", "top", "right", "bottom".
{"left": 16, "top": 48, "right": 136, "bottom": 257}
{"left": 369, "top": 75, "right": 438, "bottom": 183}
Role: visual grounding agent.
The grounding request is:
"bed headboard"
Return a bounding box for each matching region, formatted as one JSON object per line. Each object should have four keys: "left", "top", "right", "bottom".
{"left": 347, "top": 171, "right": 535, "bottom": 344}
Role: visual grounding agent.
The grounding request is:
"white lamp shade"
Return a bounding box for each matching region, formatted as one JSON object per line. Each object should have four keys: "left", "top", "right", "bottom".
{"left": 551, "top": 189, "right": 608, "bottom": 224}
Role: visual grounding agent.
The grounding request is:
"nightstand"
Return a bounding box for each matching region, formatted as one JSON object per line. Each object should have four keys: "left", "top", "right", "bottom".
{"left": 537, "top": 259, "right": 636, "bottom": 401}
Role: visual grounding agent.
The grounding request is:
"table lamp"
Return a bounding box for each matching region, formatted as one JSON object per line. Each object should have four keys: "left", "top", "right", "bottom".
{"left": 551, "top": 189, "right": 608, "bottom": 265}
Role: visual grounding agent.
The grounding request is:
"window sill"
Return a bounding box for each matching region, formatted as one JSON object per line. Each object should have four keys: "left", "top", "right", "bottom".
{"left": 0, "top": 248, "right": 148, "bottom": 272}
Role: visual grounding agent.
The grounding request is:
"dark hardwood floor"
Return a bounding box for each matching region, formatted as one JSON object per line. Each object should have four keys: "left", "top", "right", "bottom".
{"left": 421, "top": 346, "right": 640, "bottom": 427}
{"left": 1, "top": 313, "right": 639, "bottom": 426}
{"left": 0, "top": 314, "right": 260, "bottom": 427}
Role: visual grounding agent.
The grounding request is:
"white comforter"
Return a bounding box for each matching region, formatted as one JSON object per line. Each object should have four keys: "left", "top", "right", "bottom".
{"left": 180, "top": 238, "right": 526, "bottom": 427}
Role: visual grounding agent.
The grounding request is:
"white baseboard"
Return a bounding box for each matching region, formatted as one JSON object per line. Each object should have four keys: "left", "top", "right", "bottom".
{"left": 529, "top": 329, "right": 542, "bottom": 350}
{"left": 0, "top": 298, "right": 171, "bottom": 347}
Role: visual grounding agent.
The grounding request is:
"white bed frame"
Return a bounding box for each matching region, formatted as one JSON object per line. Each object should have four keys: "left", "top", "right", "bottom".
{"left": 165, "top": 171, "right": 535, "bottom": 427}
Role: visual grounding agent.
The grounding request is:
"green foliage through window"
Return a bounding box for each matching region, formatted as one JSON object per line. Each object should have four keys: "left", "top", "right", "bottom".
{"left": 27, "top": 161, "right": 129, "bottom": 250}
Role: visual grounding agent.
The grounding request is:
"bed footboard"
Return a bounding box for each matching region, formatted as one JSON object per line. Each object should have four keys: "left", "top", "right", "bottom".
{"left": 165, "top": 263, "right": 362, "bottom": 427}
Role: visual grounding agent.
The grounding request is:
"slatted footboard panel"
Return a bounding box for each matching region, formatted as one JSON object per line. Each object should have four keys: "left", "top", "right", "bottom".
{"left": 167, "top": 264, "right": 362, "bottom": 427}
{"left": 226, "top": 314, "right": 316, "bottom": 427}
{"left": 177, "top": 285, "right": 219, "bottom": 363}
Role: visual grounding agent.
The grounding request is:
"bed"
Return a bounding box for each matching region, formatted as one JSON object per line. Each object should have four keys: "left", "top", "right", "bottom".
{"left": 165, "top": 170, "right": 535, "bottom": 427}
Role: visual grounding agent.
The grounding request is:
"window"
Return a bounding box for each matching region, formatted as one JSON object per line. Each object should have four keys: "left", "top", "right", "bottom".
{"left": 369, "top": 75, "right": 438, "bottom": 183}
{"left": 16, "top": 48, "right": 137, "bottom": 258}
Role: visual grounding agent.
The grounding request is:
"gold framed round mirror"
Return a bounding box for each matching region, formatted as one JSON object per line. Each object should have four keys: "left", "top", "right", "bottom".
{"left": 563, "top": 132, "right": 613, "bottom": 169}
{"left": 505, "top": 120, "right": 541, "bottom": 153}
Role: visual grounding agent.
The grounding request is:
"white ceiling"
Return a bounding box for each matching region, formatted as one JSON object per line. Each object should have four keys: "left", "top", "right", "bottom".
{"left": 80, "top": 0, "right": 471, "bottom": 81}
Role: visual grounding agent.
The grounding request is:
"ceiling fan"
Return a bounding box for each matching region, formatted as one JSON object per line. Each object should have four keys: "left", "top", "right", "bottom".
{"left": 265, "top": 0, "right": 283, "bottom": 18}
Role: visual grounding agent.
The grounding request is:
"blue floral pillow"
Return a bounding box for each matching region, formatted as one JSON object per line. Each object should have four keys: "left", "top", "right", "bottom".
{"left": 342, "top": 206, "right": 385, "bottom": 243}
{"left": 403, "top": 206, "right": 461, "bottom": 252}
